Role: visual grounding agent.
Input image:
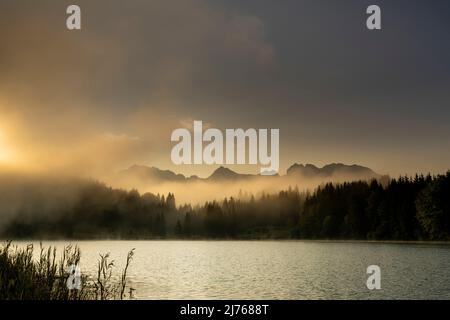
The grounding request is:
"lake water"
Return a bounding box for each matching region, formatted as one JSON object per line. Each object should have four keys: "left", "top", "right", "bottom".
{"left": 10, "top": 240, "right": 450, "bottom": 299}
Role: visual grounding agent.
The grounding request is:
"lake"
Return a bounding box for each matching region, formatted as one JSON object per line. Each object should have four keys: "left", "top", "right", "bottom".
{"left": 10, "top": 240, "right": 450, "bottom": 299}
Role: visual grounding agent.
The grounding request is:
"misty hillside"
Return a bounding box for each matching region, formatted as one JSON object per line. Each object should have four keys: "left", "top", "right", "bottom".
{"left": 109, "top": 163, "right": 388, "bottom": 204}
{"left": 1, "top": 172, "right": 449, "bottom": 241}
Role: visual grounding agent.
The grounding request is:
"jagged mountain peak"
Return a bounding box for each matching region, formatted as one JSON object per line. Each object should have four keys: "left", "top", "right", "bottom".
{"left": 287, "top": 163, "right": 379, "bottom": 179}
{"left": 208, "top": 166, "right": 242, "bottom": 180}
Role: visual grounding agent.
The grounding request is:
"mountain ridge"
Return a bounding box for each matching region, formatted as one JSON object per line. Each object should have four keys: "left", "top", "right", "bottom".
{"left": 119, "top": 163, "right": 383, "bottom": 183}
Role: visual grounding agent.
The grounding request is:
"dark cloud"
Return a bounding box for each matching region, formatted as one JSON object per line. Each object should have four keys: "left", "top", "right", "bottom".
{"left": 0, "top": 0, "right": 449, "bottom": 177}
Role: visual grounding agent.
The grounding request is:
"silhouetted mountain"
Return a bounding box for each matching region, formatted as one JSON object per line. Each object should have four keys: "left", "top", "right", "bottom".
{"left": 119, "top": 165, "right": 187, "bottom": 182}
{"left": 118, "top": 163, "right": 383, "bottom": 185}
{"left": 287, "top": 163, "right": 381, "bottom": 180}
{"left": 207, "top": 166, "right": 252, "bottom": 182}
{"left": 287, "top": 164, "right": 321, "bottom": 177}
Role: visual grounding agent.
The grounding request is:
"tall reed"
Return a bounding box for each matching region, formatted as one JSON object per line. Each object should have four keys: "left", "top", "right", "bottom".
{"left": 0, "top": 241, "right": 135, "bottom": 300}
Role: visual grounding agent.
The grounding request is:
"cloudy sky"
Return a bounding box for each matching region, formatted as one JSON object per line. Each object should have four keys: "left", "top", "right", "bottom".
{"left": 0, "top": 0, "right": 449, "bottom": 178}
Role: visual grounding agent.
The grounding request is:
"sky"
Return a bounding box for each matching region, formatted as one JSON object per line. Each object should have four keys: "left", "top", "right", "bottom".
{"left": 0, "top": 0, "right": 449, "bottom": 179}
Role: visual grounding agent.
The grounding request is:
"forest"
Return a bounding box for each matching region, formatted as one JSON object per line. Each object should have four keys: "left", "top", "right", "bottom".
{"left": 1, "top": 172, "right": 449, "bottom": 241}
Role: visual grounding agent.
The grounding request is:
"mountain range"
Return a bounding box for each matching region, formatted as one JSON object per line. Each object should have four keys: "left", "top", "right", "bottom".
{"left": 118, "top": 163, "right": 384, "bottom": 184}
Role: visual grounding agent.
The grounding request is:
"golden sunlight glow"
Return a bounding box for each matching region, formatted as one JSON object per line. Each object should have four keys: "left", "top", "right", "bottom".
{"left": 0, "top": 129, "right": 16, "bottom": 164}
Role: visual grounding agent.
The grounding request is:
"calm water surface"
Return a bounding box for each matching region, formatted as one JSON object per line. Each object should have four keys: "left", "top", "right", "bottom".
{"left": 12, "top": 241, "right": 450, "bottom": 299}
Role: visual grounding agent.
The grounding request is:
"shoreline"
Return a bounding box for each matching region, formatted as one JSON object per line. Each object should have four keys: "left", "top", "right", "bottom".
{"left": 2, "top": 239, "right": 450, "bottom": 245}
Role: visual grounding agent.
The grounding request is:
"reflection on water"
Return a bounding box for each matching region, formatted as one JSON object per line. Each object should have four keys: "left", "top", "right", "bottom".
{"left": 11, "top": 240, "right": 450, "bottom": 299}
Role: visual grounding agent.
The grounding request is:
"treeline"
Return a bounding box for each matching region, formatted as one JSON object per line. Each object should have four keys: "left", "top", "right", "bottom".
{"left": 298, "top": 174, "right": 449, "bottom": 240}
{"left": 1, "top": 173, "right": 449, "bottom": 240}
